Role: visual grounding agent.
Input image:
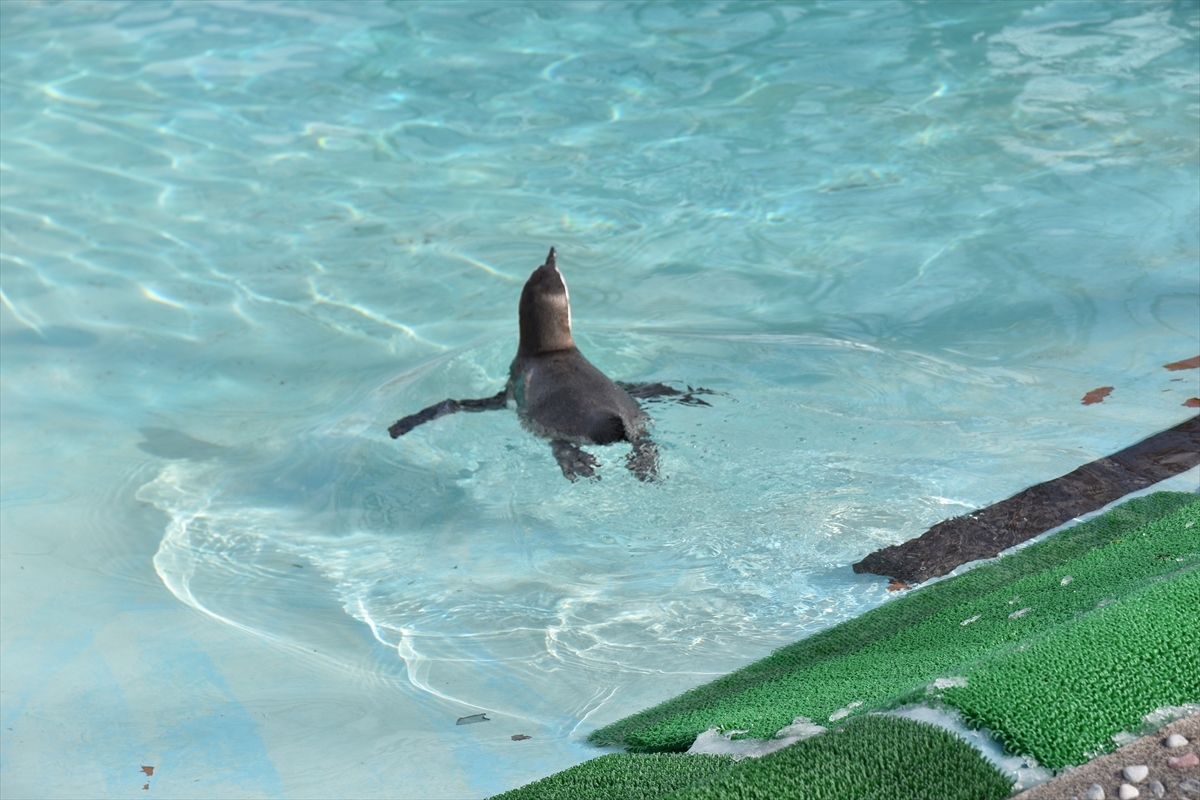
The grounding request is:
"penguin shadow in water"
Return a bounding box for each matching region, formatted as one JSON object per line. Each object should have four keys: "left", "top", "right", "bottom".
{"left": 388, "top": 248, "right": 719, "bottom": 482}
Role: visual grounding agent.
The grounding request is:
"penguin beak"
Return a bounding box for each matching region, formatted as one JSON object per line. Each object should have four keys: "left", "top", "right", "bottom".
{"left": 540, "top": 247, "right": 565, "bottom": 287}
{"left": 540, "top": 247, "right": 569, "bottom": 330}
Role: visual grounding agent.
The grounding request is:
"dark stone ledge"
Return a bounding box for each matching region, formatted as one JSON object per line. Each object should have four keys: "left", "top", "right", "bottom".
{"left": 852, "top": 415, "right": 1200, "bottom": 584}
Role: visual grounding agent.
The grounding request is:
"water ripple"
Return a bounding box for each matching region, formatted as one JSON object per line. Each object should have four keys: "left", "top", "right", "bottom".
{"left": 2, "top": 1, "right": 1196, "bottom": 792}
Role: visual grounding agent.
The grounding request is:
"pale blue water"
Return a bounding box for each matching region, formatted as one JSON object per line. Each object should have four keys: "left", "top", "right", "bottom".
{"left": 1, "top": 1, "right": 1197, "bottom": 798}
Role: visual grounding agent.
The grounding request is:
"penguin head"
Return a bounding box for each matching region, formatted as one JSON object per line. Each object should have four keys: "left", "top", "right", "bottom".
{"left": 518, "top": 247, "right": 575, "bottom": 355}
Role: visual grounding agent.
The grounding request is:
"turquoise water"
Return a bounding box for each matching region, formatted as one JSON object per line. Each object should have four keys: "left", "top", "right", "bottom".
{"left": 2, "top": 1, "right": 1197, "bottom": 797}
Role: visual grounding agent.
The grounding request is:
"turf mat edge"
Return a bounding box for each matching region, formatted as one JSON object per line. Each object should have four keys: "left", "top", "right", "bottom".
{"left": 666, "top": 715, "right": 1012, "bottom": 800}
{"left": 489, "top": 716, "right": 1012, "bottom": 800}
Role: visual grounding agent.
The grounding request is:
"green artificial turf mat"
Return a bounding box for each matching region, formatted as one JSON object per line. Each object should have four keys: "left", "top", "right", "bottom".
{"left": 490, "top": 716, "right": 1011, "bottom": 800}
{"left": 665, "top": 715, "right": 1012, "bottom": 800}
{"left": 488, "top": 753, "right": 733, "bottom": 800}
{"left": 943, "top": 565, "right": 1200, "bottom": 769}
{"left": 589, "top": 492, "right": 1198, "bottom": 752}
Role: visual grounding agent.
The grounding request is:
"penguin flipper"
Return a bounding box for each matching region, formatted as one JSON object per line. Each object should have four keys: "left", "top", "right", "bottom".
{"left": 616, "top": 381, "right": 721, "bottom": 407}
{"left": 388, "top": 389, "right": 508, "bottom": 438}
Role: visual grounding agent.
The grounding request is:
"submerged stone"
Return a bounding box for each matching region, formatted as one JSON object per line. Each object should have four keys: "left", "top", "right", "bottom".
{"left": 456, "top": 713, "right": 490, "bottom": 725}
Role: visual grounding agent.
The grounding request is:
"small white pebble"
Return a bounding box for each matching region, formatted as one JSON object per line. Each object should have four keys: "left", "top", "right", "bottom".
{"left": 1061, "top": 575, "right": 1073, "bottom": 585}
{"left": 1118, "top": 783, "right": 1139, "bottom": 800}
{"left": 1147, "top": 779, "right": 1164, "bottom": 798}
{"left": 1165, "top": 733, "right": 1188, "bottom": 748}
{"left": 1186, "top": 520, "right": 1194, "bottom": 528}
{"left": 1124, "top": 765, "right": 1149, "bottom": 783}
{"left": 1008, "top": 607, "right": 1031, "bottom": 619}
{"left": 1085, "top": 783, "right": 1105, "bottom": 800}
{"left": 961, "top": 614, "right": 981, "bottom": 626}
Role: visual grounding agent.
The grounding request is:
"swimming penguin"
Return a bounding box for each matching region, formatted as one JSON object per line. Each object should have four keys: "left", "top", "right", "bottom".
{"left": 388, "top": 248, "right": 713, "bottom": 481}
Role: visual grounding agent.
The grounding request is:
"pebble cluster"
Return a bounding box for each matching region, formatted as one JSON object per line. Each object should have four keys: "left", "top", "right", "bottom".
{"left": 1074, "top": 732, "right": 1197, "bottom": 800}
